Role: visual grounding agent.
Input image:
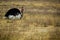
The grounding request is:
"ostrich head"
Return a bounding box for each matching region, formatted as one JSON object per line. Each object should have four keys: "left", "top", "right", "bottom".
{"left": 20, "top": 6, "right": 24, "bottom": 14}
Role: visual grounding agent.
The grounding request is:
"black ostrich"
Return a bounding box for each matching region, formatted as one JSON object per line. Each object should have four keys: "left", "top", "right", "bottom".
{"left": 5, "top": 6, "right": 24, "bottom": 19}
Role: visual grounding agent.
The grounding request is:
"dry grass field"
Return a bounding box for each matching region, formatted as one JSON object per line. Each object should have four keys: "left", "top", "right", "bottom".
{"left": 0, "top": 1, "right": 60, "bottom": 40}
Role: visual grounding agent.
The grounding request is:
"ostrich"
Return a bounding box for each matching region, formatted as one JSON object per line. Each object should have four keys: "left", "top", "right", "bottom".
{"left": 5, "top": 6, "right": 24, "bottom": 19}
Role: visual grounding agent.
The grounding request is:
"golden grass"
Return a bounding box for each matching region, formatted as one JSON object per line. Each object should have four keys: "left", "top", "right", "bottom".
{"left": 0, "top": 1, "right": 60, "bottom": 40}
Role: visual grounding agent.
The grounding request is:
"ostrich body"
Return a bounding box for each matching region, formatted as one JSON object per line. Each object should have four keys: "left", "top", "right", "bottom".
{"left": 5, "top": 7, "right": 24, "bottom": 19}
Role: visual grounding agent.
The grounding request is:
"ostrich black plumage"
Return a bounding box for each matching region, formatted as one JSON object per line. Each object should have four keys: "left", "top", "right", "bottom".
{"left": 5, "top": 7, "right": 24, "bottom": 19}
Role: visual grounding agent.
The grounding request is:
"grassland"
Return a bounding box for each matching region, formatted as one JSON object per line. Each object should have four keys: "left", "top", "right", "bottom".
{"left": 0, "top": 1, "right": 60, "bottom": 40}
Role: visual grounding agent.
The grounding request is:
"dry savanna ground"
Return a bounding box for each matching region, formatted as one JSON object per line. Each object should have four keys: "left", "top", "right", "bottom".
{"left": 0, "top": 1, "right": 60, "bottom": 40}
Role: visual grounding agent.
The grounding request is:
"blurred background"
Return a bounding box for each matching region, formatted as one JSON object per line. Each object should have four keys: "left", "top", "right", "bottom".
{"left": 0, "top": 0, "right": 60, "bottom": 40}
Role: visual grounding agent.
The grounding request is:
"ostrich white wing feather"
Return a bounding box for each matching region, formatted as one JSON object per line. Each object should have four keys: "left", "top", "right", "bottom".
{"left": 15, "top": 14, "right": 21, "bottom": 19}
{"left": 8, "top": 15, "right": 15, "bottom": 19}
